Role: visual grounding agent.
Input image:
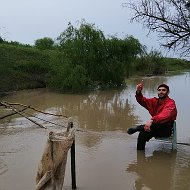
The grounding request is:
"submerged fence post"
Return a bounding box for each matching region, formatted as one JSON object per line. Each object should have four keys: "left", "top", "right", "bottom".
{"left": 70, "top": 122, "right": 77, "bottom": 189}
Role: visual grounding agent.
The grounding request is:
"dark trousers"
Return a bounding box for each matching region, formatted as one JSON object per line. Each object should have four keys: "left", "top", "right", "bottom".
{"left": 137, "top": 121, "right": 174, "bottom": 150}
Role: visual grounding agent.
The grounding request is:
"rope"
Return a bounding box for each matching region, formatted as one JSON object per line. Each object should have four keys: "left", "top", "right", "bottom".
{"left": 22, "top": 112, "right": 86, "bottom": 132}
{"left": 0, "top": 101, "right": 86, "bottom": 132}
{"left": 24, "top": 112, "right": 67, "bottom": 128}
{"left": 1, "top": 101, "right": 68, "bottom": 118}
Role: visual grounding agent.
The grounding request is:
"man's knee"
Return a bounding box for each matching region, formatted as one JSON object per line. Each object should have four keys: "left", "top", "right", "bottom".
{"left": 138, "top": 131, "right": 152, "bottom": 141}
{"left": 137, "top": 131, "right": 153, "bottom": 150}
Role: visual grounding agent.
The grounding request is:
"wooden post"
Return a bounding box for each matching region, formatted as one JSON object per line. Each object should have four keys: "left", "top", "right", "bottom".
{"left": 70, "top": 122, "right": 77, "bottom": 189}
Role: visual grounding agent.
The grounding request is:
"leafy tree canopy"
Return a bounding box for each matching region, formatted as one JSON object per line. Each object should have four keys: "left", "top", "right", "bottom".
{"left": 35, "top": 37, "right": 54, "bottom": 50}
{"left": 57, "top": 20, "right": 144, "bottom": 85}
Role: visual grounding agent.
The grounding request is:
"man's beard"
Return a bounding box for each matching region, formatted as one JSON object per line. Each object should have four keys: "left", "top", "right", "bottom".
{"left": 158, "top": 94, "right": 167, "bottom": 99}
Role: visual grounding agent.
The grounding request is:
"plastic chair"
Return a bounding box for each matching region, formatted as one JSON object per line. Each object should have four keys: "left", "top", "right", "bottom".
{"left": 155, "top": 121, "right": 177, "bottom": 151}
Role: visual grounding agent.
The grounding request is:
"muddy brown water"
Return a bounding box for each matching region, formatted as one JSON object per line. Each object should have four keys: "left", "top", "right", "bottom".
{"left": 0, "top": 72, "right": 190, "bottom": 190}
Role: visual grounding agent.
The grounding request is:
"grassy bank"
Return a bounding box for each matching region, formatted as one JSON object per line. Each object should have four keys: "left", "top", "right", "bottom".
{"left": 0, "top": 44, "right": 62, "bottom": 94}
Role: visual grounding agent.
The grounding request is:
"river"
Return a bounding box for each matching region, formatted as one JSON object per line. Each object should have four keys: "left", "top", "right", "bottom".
{"left": 0, "top": 72, "right": 190, "bottom": 190}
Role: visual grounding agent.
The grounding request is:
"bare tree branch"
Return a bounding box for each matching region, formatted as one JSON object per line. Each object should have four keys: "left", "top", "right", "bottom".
{"left": 123, "top": 0, "right": 190, "bottom": 57}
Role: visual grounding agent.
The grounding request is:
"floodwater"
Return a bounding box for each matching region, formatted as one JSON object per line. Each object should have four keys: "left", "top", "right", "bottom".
{"left": 0, "top": 72, "right": 190, "bottom": 190}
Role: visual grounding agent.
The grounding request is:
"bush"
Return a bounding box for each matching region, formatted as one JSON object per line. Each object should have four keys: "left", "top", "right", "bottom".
{"left": 48, "top": 62, "right": 91, "bottom": 92}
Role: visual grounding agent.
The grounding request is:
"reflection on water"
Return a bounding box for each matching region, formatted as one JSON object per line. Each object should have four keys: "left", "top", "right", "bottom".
{"left": 0, "top": 88, "right": 139, "bottom": 132}
{"left": 127, "top": 150, "right": 177, "bottom": 190}
{"left": 0, "top": 72, "right": 190, "bottom": 190}
{"left": 127, "top": 146, "right": 190, "bottom": 190}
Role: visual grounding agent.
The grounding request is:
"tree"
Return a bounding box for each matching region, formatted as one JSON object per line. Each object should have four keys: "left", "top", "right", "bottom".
{"left": 136, "top": 49, "right": 166, "bottom": 74}
{"left": 105, "top": 36, "right": 144, "bottom": 78}
{"left": 57, "top": 21, "right": 108, "bottom": 82}
{"left": 124, "top": 0, "right": 190, "bottom": 57}
{"left": 35, "top": 37, "right": 54, "bottom": 50}
{"left": 57, "top": 21, "right": 144, "bottom": 87}
{"left": 48, "top": 62, "right": 91, "bottom": 92}
{"left": 58, "top": 21, "right": 106, "bottom": 76}
{"left": 0, "top": 36, "right": 4, "bottom": 43}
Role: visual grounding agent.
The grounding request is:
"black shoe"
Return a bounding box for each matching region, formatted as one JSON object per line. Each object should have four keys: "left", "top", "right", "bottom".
{"left": 127, "top": 128, "right": 138, "bottom": 135}
{"left": 127, "top": 125, "right": 145, "bottom": 135}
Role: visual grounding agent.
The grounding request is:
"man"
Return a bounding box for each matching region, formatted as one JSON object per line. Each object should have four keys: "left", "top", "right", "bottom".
{"left": 127, "top": 80, "right": 177, "bottom": 150}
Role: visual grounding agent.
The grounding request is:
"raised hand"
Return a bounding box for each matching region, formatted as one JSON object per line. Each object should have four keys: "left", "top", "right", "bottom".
{"left": 136, "top": 80, "right": 144, "bottom": 93}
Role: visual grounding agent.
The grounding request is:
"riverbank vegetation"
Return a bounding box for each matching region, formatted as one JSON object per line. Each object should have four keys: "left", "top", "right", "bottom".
{"left": 1, "top": 21, "right": 190, "bottom": 94}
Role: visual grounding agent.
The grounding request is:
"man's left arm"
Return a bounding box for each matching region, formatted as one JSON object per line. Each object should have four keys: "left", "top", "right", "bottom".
{"left": 151, "top": 100, "right": 177, "bottom": 124}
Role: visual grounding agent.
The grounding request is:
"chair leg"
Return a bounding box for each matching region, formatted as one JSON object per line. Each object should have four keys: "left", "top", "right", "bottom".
{"left": 172, "top": 136, "right": 177, "bottom": 151}
{"left": 172, "top": 122, "right": 177, "bottom": 151}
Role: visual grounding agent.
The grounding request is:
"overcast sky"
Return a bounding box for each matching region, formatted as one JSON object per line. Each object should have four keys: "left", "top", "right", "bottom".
{"left": 0, "top": 0, "right": 176, "bottom": 57}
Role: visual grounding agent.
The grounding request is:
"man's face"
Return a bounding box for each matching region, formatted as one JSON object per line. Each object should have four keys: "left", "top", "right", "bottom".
{"left": 157, "top": 87, "right": 168, "bottom": 99}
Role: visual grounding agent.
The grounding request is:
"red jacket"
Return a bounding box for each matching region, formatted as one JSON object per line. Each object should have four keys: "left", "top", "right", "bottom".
{"left": 136, "top": 92, "right": 177, "bottom": 124}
